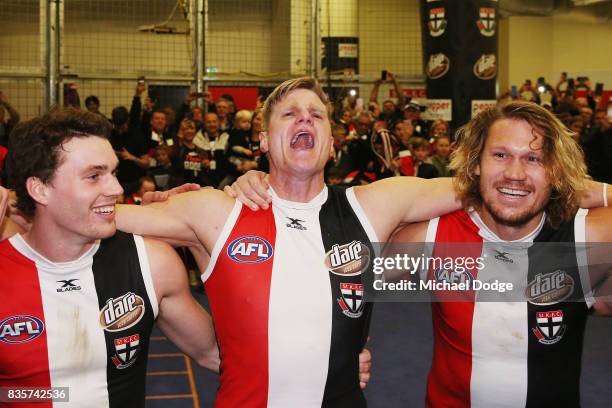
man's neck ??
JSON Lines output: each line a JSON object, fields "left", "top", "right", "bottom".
{"left": 269, "top": 171, "right": 325, "bottom": 203}
{"left": 206, "top": 131, "right": 218, "bottom": 139}
{"left": 24, "top": 218, "right": 95, "bottom": 263}
{"left": 475, "top": 206, "right": 545, "bottom": 241}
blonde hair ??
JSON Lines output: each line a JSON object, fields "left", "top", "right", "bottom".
{"left": 450, "top": 100, "right": 588, "bottom": 227}
{"left": 262, "top": 77, "right": 329, "bottom": 130}
{"left": 234, "top": 109, "right": 253, "bottom": 123}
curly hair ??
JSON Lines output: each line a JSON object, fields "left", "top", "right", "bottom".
{"left": 6, "top": 107, "right": 112, "bottom": 216}
{"left": 449, "top": 100, "right": 588, "bottom": 227}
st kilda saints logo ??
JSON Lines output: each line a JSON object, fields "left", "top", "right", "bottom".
{"left": 337, "top": 283, "right": 364, "bottom": 319}
{"left": 111, "top": 334, "right": 140, "bottom": 369}
{"left": 99, "top": 292, "right": 145, "bottom": 332}
{"left": 526, "top": 270, "right": 574, "bottom": 305}
{"left": 532, "top": 310, "right": 566, "bottom": 345}
{"left": 428, "top": 7, "right": 447, "bottom": 37}
{"left": 476, "top": 7, "right": 496, "bottom": 37}
{"left": 324, "top": 241, "right": 370, "bottom": 276}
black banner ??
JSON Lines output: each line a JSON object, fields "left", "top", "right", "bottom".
{"left": 421, "top": 0, "right": 498, "bottom": 128}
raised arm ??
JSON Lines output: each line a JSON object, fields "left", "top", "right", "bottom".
{"left": 355, "top": 177, "right": 460, "bottom": 242}
{"left": 145, "top": 238, "right": 219, "bottom": 372}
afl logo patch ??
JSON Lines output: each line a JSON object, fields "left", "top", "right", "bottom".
{"left": 0, "top": 315, "right": 45, "bottom": 344}
{"left": 227, "top": 236, "right": 274, "bottom": 264}
{"left": 100, "top": 292, "right": 145, "bottom": 332}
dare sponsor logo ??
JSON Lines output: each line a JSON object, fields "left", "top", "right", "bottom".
{"left": 99, "top": 292, "right": 145, "bottom": 332}
{"left": 473, "top": 54, "right": 497, "bottom": 80}
{"left": 526, "top": 270, "right": 574, "bottom": 305}
{"left": 426, "top": 53, "right": 450, "bottom": 79}
{"left": 325, "top": 241, "right": 370, "bottom": 276}
{"left": 0, "top": 315, "right": 45, "bottom": 344}
{"left": 227, "top": 236, "right": 273, "bottom": 264}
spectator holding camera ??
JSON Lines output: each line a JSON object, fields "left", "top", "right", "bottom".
{"left": 369, "top": 71, "right": 406, "bottom": 127}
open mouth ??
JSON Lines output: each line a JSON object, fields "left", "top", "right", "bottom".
{"left": 92, "top": 206, "right": 115, "bottom": 216}
{"left": 497, "top": 187, "right": 530, "bottom": 197}
{"left": 290, "top": 130, "right": 315, "bottom": 150}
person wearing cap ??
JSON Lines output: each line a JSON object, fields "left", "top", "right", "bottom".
{"left": 403, "top": 101, "right": 429, "bottom": 137}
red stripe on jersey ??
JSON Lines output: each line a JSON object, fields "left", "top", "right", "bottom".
{"left": 426, "top": 211, "right": 483, "bottom": 408}
{"left": 0, "top": 240, "right": 52, "bottom": 408}
{"left": 205, "top": 206, "right": 276, "bottom": 407}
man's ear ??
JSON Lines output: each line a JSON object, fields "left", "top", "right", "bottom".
{"left": 26, "top": 177, "right": 49, "bottom": 207}
{"left": 259, "top": 131, "right": 269, "bottom": 153}
{"left": 475, "top": 164, "right": 481, "bottom": 176}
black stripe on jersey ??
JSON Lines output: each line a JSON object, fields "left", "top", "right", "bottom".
{"left": 92, "top": 232, "right": 155, "bottom": 408}
{"left": 319, "top": 186, "right": 373, "bottom": 408}
{"left": 525, "top": 221, "right": 588, "bottom": 408}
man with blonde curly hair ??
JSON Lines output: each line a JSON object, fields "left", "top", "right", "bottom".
{"left": 391, "top": 100, "right": 612, "bottom": 407}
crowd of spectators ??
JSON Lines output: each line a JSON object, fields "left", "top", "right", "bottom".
{"left": 0, "top": 72, "right": 610, "bottom": 197}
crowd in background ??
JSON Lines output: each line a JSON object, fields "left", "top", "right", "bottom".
{"left": 0, "top": 72, "right": 611, "bottom": 204}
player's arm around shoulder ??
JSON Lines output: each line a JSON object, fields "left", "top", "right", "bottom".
{"left": 585, "top": 207, "right": 612, "bottom": 316}
{"left": 144, "top": 238, "right": 220, "bottom": 372}
{"left": 117, "top": 188, "right": 235, "bottom": 252}
{"left": 354, "top": 176, "right": 460, "bottom": 241}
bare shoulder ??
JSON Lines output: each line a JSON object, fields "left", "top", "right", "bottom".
{"left": 586, "top": 207, "right": 612, "bottom": 242}
{"left": 172, "top": 188, "right": 237, "bottom": 249}
{"left": 142, "top": 238, "right": 187, "bottom": 300}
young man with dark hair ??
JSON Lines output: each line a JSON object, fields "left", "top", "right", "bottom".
{"left": 0, "top": 108, "right": 219, "bottom": 407}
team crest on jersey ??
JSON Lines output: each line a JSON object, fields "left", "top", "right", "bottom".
{"left": 428, "top": 7, "right": 447, "bottom": 37}
{"left": 99, "top": 292, "right": 145, "bottom": 332}
{"left": 337, "top": 283, "right": 364, "bottom": 318}
{"left": 0, "top": 315, "right": 45, "bottom": 344}
{"left": 476, "top": 7, "right": 496, "bottom": 37}
{"left": 227, "top": 236, "right": 273, "bottom": 264}
{"left": 325, "top": 241, "right": 370, "bottom": 276}
{"left": 111, "top": 334, "right": 140, "bottom": 369}
{"left": 532, "top": 310, "right": 566, "bottom": 345}
{"left": 434, "top": 267, "right": 475, "bottom": 286}
{"left": 526, "top": 270, "right": 574, "bottom": 305}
